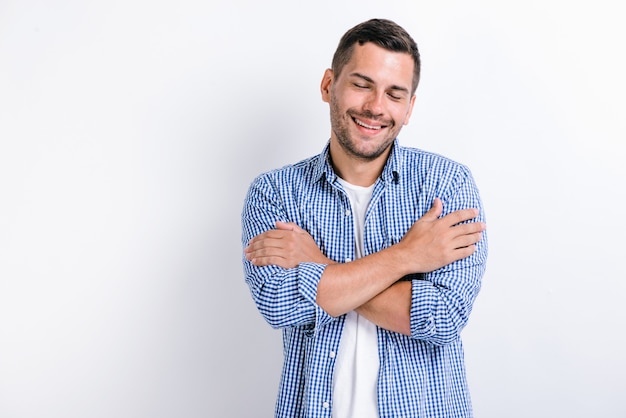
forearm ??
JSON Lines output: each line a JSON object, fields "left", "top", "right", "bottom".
{"left": 409, "top": 259, "right": 485, "bottom": 345}
{"left": 316, "top": 245, "right": 411, "bottom": 317}
{"left": 355, "top": 281, "right": 411, "bottom": 335}
{"left": 356, "top": 261, "right": 484, "bottom": 341}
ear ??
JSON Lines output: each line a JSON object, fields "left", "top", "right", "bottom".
{"left": 403, "top": 94, "right": 417, "bottom": 125}
{"left": 320, "top": 68, "right": 333, "bottom": 103}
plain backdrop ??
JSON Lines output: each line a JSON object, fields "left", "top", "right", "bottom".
{"left": 1, "top": 1, "right": 625, "bottom": 417}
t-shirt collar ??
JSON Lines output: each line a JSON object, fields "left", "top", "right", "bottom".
{"left": 313, "top": 139, "right": 402, "bottom": 185}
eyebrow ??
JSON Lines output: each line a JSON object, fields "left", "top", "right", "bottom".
{"left": 349, "top": 72, "right": 410, "bottom": 94}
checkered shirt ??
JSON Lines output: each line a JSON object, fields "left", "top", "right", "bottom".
{"left": 241, "top": 140, "right": 488, "bottom": 418}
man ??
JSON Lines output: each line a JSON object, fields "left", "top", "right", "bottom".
{"left": 242, "top": 18, "right": 487, "bottom": 418}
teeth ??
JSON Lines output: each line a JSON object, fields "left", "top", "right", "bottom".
{"left": 355, "top": 118, "right": 382, "bottom": 130}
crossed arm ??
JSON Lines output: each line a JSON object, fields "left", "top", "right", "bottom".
{"left": 245, "top": 198, "right": 486, "bottom": 336}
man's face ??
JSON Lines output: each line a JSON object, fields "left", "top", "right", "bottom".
{"left": 322, "top": 42, "right": 416, "bottom": 162}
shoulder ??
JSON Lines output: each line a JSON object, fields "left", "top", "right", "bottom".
{"left": 252, "top": 154, "right": 321, "bottom": 184}
{"left": 246, "top": 152, "right": 325, "bottom": 201}
{"left": 391, "top": 143, "right": 481, "bottom": 205}
{"left": 394, "top": 144, "right": 472, "bottom": 179}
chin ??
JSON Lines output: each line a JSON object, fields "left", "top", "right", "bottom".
{"left": 350, "top": 143, "right": 392, "bottom": 161}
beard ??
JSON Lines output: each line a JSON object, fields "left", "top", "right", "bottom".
{"left": 329, "top": 93, "right": 399, "bottom": 162}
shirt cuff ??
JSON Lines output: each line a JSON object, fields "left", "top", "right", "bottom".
{"left": 297, "top": 262, "right": 335, "bottom": 330}
{"left": 409, "top": 278, "right": 437, "bottom": 339}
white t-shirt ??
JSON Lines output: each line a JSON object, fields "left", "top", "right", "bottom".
{"left": 332, "top": 178, "right": 378, "bottom": 418}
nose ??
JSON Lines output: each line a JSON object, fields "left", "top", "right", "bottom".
{"left": 363, "top": 90, "right": 385, "bottom": 116}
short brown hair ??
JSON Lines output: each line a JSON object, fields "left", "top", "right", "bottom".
{"left": 331, "top": 18, "right": 421, "bottom": 94}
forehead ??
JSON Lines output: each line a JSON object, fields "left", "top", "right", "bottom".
{"left": 341, "top": 42, "right": 414, "bottom": 89}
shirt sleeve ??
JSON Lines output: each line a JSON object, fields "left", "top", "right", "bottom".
{"left": 241, "top": 174, "right": 336, "bottom": 331}
{"left": 409, "top": 165, "right": 488, "bottom": 345}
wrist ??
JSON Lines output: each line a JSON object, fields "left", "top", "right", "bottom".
{"left": 384, "top": 243, "right": 414, "bottom": 278}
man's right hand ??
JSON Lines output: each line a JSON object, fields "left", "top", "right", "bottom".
{"left": 245, "top": 221, "right": 333, "bottom": 268}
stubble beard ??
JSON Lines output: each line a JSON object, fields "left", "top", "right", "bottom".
{"left": 329, "top": 93, "right": 397, "bottom": 162}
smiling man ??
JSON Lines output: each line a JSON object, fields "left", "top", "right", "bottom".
{"left": 242, "top": 18, "right": 488, "bottom": 418}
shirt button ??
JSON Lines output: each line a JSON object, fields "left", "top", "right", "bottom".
{"left": 323, "top": 402, "right": 330, "bottom": 409}
{"left": 344, "top": 258, "right": 351, "bottom": 263}
{"left": 329, "top": 351, "right": 336, "bottom": 358}
{"left": 345, "top": 209, "right": 351, "bottom": 216}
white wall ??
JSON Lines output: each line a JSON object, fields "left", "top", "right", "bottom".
{"left": 1, "top": 1, "right": 624, "bottom": 417}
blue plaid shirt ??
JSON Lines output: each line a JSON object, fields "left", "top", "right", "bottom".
{"left": 241, "top": 140, "right": 487, "bottom": 418}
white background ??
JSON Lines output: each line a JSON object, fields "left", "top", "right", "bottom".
{"left": 1, "top": 1, "right": 625, "bottom": 417}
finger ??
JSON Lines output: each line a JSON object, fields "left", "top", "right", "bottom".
{"left": 246, "top": 244, "right": 285, "bottom": 262}
{"left": 421, "top": 198, "right": 443, "bottom": 221}
{"left": 275, "top": 221, "right": 306, "bottom": 234}
{"left": 452, "top": 245, "right": 477, "bottom": 260}
{"left": 250, "top": 255, "right": 292, "bottom": 268}
{"left": 442, "top": 208, "right": 479, "bottom": 226}
{"left": 246, "top": 237, "right": 285, "bottom": 255}
{"left": 248, "top": 229, "right": 289, "bottom": 245}
{"left": 453, "top": 231, "right": 483, "bottom": 248}
{"left": 275, "top": 221, "right": 294, "bottom": 231}
{"left": 248, "top": 231, "right": 271, "bottom": 245}
{"left": 451, "top": 221, "right": 486, "bottom": 236}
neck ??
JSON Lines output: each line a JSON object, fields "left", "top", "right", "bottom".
{"left": 329, "top": 140, "right": 391, "bottom": 187}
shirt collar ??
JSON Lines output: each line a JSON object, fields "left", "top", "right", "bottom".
{"left": 313, "top": 139, "right": 402, "bottom": 185}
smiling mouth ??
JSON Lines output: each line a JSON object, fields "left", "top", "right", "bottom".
{"left": 353, "top": 117, "right": 387, "bottom": 130}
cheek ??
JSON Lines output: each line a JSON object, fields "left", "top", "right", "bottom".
{"left": 334, "top": 88, "right": 364, "bottom": 109}
{"left": 396, "top": 105, "right": 413, "bottom": 126}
